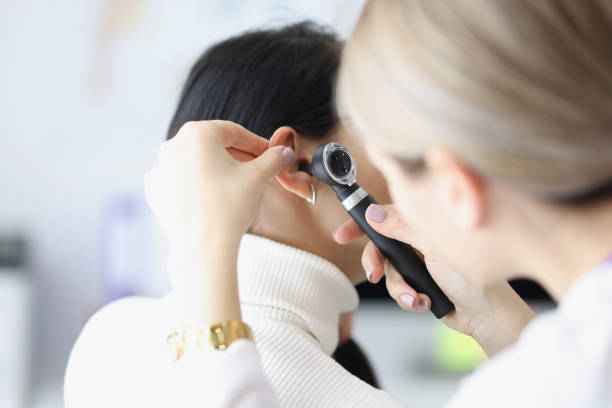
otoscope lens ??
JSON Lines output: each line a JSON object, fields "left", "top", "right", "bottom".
{"left": 328, "top": 150, "right": 353, "bottom": 178}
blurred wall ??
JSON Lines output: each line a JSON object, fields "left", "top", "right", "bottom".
{"left": 0, "top": 0, "right": 365, "bottom": 403}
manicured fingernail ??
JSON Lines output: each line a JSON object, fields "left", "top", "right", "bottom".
{"left": 399, "top": 293, "right": 415, "bottom": 308}
{"left": 281, "top": 147, "right": 294, "bottom": 165}
{"left": 365, "top": 267, "right": 373, "bottom": 282}
{"left": 365, "top": 204, "right": 387, "bottom": 223}
{"left": 416, "top": 298, "right": 429, "bottom": 311}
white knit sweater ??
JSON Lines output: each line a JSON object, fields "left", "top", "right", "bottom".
{"left": 64, "top": 233, "right": 400, "bottom": 407}
{"left": 65, "top": 234, "right": 612, "bottom": 407}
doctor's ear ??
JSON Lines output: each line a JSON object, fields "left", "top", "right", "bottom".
{"left": 269, "top": 126, "right": 315, "bottom": 201}
{"left": 424, "top": 148, "right": 487, "bottom": 229}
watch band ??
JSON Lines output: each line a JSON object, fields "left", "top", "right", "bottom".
{"left": 205, "top": 320, "right": 253, "bottom": 350}
{"left": 167, "top": 320, "right": 253, "bottom": 362}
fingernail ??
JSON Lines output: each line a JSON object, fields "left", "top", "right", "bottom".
{"left": 365, "top": 266, "right": 373, "bottom": 283}
{"left": 416, "top": 298, "right": 429, "bottom": 311}
{"left": 399, "top": 293, "right": 415, "bottom": 309}
{"left": 281, "top": 147, "right": 294, "bottom": 166}
{"left": 365, "top": 204, "right": 387, "bottom": 223}
{"left": 332, "top": 230, "right": 339, "bottom": 243}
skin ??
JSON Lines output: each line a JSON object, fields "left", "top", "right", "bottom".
{"left": 342, "top": 142, "right": 612, "bottom": 355}
{"left": 365, "top": 143, "right": 612, "bottom": 301}
{"left": 145, "top": 121, "right": 289, "bottom": 326}
{"left": 145, "top": 120, "right": 395, "bottom": 327}
{"left": 145, "top": 119, "right": 612, "bottom": 359}
{"left": 251, "top": 124, "right": 392, "bottom": 284}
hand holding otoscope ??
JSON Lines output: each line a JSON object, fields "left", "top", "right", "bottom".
{"left": 303, "top": 143, "right": 454, "bottom": 318}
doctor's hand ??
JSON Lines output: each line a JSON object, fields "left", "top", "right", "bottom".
{"left": 334, "top": 204, "right": 535, "bottom": 356}
{"left": 145, "top": 120, "right": 294, "bottom": 326}
{"left": 145, "top": 120, "right": 293, "bottom": 248}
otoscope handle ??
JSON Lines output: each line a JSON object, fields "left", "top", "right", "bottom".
{"left": 346, "top": 193, "right": 454, "bottom": 318}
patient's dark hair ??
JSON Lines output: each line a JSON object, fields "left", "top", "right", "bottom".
{"left": 333, "top": 339, "right": 380, "bottom": 389}
{"left": 167, "top": 22, "right": 341, "bottom": 140}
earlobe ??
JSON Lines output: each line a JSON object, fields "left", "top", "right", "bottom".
{"left": 425, "top": 148, "right": 487, "bottom": 228}
{"left": 276, "top": 171, "right": 315, "bottom": 201}
{"left": 269, "top": 126, "right": 316, "bottom": 201}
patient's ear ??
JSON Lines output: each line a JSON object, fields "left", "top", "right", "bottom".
{"left": 269, "top": 126, "right": 314, "bottom": 200}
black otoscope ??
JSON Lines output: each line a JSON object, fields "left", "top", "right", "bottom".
{"left": 303, "top": 142, "right": 454, "bottom": 318}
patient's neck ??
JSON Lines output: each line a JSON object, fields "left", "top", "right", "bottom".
{"left": 250, "top": 186, "right": 364, "bottom": 284}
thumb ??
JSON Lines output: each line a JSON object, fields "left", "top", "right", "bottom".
{"left": 247, "top": 145, "right": 294, "bottom": 182}
{"left": 365, "top": 204, "right": 419, "bottom": 246}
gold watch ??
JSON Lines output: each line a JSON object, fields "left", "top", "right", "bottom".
{"left": 167, "top": 320, "right": 253, "bottom": 362}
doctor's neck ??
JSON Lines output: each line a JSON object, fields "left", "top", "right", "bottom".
{"left": 502, "top": 192, "right": 612, "bottom": 302}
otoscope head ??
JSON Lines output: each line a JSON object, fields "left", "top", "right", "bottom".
{"left": 309, "top": 143, "right": 357, "bottom": 187}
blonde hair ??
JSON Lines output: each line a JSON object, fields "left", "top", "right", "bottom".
{"left": 338, "top": 0, "right": 612, "bottom": 199}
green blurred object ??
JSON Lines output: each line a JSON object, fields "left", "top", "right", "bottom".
{"left": 434, "top": 320, "right": 485, "bottom": 373}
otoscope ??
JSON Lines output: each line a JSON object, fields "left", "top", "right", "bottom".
{"left": 303, "top": 142, "right": 454, "bottom": 318}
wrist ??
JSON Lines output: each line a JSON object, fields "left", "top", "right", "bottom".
{"left": 168, "top": 236, "right": 243, "bottom": 328}
{"left": 468, "top": 282, "right": 535, "bottom": 356}
{"left": 169, "top": 226, "right": 242, "bottom": 255}
{"left": 181, "top": 284, "right": 242, "bottom": 328}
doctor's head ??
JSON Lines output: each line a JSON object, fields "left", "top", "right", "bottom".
{"left": 168, "top": 22, "right": 389, "bottom": 283}
{"left": 340, "top": 0, "right": 612, "bottom": 292}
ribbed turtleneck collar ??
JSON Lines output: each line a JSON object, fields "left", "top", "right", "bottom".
{"left": 237, "top": 234, "right": 359, "bottom": 355}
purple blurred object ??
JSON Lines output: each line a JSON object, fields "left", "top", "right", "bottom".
{"left": 100, "top": 195, "right": 153, "bottom": 302}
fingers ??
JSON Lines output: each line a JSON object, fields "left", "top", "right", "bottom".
{"left": 357, "top": 224, "right": 431, "bottom": 313}
{"left": 364, "top": 204, "right": 426, "bottom": 251}
{"left": 246, "top": 145, "right": 295, "bottom": 183}
{"left": 226, "top": 146, "right": 257, "bottom": 162}
{"left": 385, "top": 265, "right": 432, "bottom": 312}
{"left": 330, "top": 202, "right": 434, "bottom": 314}
{"left": 333, "top": 202, "right": 432, "bottom": 314}
{"left": 168, "top": 120, "right": 270, "bottom": 160}
{"left": 364, "top": 203, "right": 407, "bottom": 241}
{"left": 213, "top": 120, "right": 269, "bottom": 157}
{"left": 332, "top": 218, "right": 366, "bottom": 244}
{"left": 361, "top": 241, "right": 386, "bottom": 283}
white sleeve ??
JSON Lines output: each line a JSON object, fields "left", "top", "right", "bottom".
{"left": 64, "top": 298, "right": 280, "bottom": 408}
{"left": 173, "top": 340, "right": 281, "bottom": 408}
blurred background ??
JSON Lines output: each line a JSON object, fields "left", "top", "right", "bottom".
{"left": 0, "top": 1, "right": 552, "bottom": 407}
